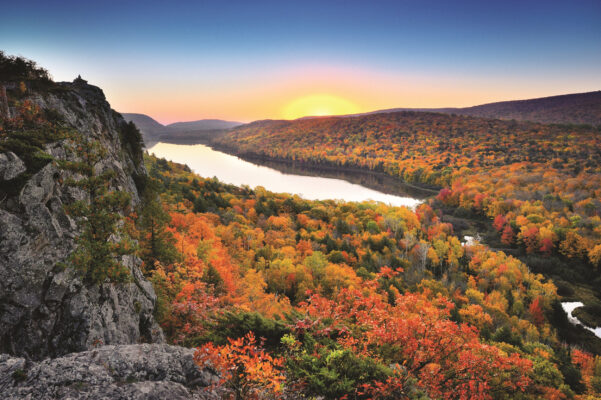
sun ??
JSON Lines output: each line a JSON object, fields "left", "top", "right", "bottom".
{"left": 282, "top": 94, "right": 360, "bottom": 120}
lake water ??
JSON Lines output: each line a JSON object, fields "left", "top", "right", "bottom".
{"left": 148, "top": 143, "right": 422, "bottom": 208}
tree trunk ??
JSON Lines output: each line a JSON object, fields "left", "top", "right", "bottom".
{"left": 0, "top": 84, "right": 10, "bottom": 120}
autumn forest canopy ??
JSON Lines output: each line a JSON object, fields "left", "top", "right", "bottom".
{"left": 144, "top": 104, "right": 601, "bottom": 398}
{"left": 217, "top": 112, "right": 601, "bottom": 270}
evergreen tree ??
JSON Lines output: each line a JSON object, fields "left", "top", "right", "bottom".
{"left": 202, "top": 264, "right": 224, "bottom": 295}
{"left": 137, "top": 180, "right": 178, "bottom": 272}
{"left": 61, "top": 138, "right": 133, "bottom": 284}
{"left": 119, "top": 120, "right": 144, "bottom": 163}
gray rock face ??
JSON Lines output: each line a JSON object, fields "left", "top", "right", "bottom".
{"left": 0, "top": 81, "right": 163, "bottom": 360}
{"left": 0, "top": 152, "right": 26, "bottom": 181}
{"left": 0, "top": 344, "right": 219, "bottom": 399}
{"left": 0, "top": 80, "right": 224, "bottom": 399}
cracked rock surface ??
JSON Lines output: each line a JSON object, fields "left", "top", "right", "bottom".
{"left": 0, "top": 81, "right": 221, "bottom": 399}
{"left": 0, "top": 152, "right": 26, "bottom": 181}
{"left": 0, "top": 344, "right": 219, "bottom": 399}
{"left": 0, "top": 81, "right": 163, "bottom": 360}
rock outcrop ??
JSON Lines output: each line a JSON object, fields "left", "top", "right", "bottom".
{"left": 0, "top": 72, "right": 220, "bottom": 398}
{"left": 0, "top": 80, "right": 163, "bottom": 360}
{"left": 0, "top": 152, "right": 25, "bottom": 181}
{"left": 0, "top": 344, "right": 219, "bottom": 399}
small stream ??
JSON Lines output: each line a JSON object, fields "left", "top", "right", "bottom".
{"left": 462, "top": 234, "right": 482, "bottom": 246}
{"left": 561, "top": 302, "right": 601, "bottom": 339}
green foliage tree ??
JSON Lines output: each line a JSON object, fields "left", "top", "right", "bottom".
{"left": 0, "top": 51, "right": 51, "bottom": 81}
{"left": 284, "top": 345, "right": 394, "bottom": 399}
{"left": 202, "top": 264, "right": 224, "bottom": 295}
{"left": 554, "top": 346, "right": 585, "bottom": 394}
{"left": 61, "top": 138, "right": 133, "bottom": 284}
{"left": 137, "top": 183, "right": 178, "bottom": 272}
{"left": 119, "top": 120, "right": 144, "bottom": 163}
{"left": 201, "top": 310, "right": 290, "bottom": 348}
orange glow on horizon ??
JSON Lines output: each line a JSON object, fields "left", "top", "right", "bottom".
{"left": 282, "top": 94, "right": 360, "bottom": 119}
{"left": 103, "top": 63, "right": 592, "bottom": 125}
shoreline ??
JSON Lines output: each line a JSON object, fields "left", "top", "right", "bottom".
{"left": 157, "top": 138, "right": 441, "bottom": 199}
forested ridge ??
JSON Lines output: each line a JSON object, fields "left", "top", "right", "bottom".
{"left": 216, "top": 112, "right": 601, "bottom": 274}
{"left": 364, "top": 91, "right": 601, "bottom": 126}
{"left": 448, "top": 91, "right": 601, "bottom": 126}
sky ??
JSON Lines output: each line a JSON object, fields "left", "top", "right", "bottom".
{"left": 1, "top": 0, "right": 600, "bottom": 123}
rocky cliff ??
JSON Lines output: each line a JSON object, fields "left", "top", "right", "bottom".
{"left": 0, "top": 78, "right": 213, "bottom": 398}
{"left": 0, "top": 79, "right": 163, "bottom": 359}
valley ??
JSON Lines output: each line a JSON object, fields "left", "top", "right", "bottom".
{"left": 3, "top": 0, "right": 601, "bottom": 397}
{"left": 3, "top": 48, "right": 601, "bottom": 399}
{"left": 148, "top": 136, "right": 601, "bottom": 354}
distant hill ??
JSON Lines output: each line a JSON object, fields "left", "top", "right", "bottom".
{"left": 123, "top": 91, "right": 600, "bottom": 146}
{"left": 451, "top": 91, "right": 601, "bottom": 126}
{"left": 217, "top": 109, "right": 601, "bottom": 183}
{"left": 121, "top": 113, "right": 168, "bottom": 139}
{"left": 121, "top": 113, "right": 242, "bottom": 145}
{"left": 167, "top": 119, "right": 241, "bottom": 131}
{"left": 362, "top": 91, "right": 601, "bottom": 126}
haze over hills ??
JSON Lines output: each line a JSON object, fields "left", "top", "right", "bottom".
{"left": 360, "top": 91, "right": 601, "bottom": 126}
{"left": 121, "top": 113, "right": 242, "bottom": 145}
{"left": 167, "top": 119, "right": 242, "bottom": 131}
{"left": 124, "top": 91, "right": 600, "bottom": 147}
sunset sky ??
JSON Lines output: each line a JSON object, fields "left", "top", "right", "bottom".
{"left": 2, "top": 0, "right": 600, "bottom": 124}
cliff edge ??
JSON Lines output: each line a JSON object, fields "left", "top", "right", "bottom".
{"left": 0, "top": 72, "right": 215, "bottom": 398}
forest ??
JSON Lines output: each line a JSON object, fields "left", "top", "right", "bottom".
{"left": 215, "top": 113, "right": 601, "bottom": 281}
{"left": 125, "top": 153, "right": 601, "bottom": 399}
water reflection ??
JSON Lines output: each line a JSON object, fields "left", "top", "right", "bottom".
{"left": 240, "top": 156, "right": 438, "bottom": 199}
{"left": 148, "top": 143, "right": 425, "bottom": 208}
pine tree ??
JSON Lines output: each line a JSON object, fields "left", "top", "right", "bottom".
{"left": 137, "top": 180, "right": 178, "bottom": 273}
{"left": 61, "top": 138, "right": 133, "bottom": 284}
{"left": 202, "top": 264, "right": 224, "bottom": 295}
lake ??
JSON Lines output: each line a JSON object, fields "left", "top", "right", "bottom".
{"left": 147, "top": 142, "right": 425, "bottom": 208}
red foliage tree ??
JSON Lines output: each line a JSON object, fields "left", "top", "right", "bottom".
{"left": 528, "top": 296, "right": 545, "bottom": 327}
{"left": 493, "top": 214, "right": 507, "bottom": 232}
{"left": 501, "top": 225, "right": 515, "bottom": 245}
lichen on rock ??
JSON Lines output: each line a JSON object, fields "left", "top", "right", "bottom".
{"left": 0, "top": 152, "right": 26, "bottom": 181}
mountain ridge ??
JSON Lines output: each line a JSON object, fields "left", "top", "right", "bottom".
{"left": 121, "top": 113, "right": 241, "bottom": 145}
{"left": 1, "top": 79, "right": 164, "bottom": 359}
{"left": 349, "top": 90, "right": 601, "bottom": 126}
{"left": 0, "top": 55, "right": 215, "bottom": 397}
{"left": 125, "top": 91, "right": 601, "bottom": 145}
